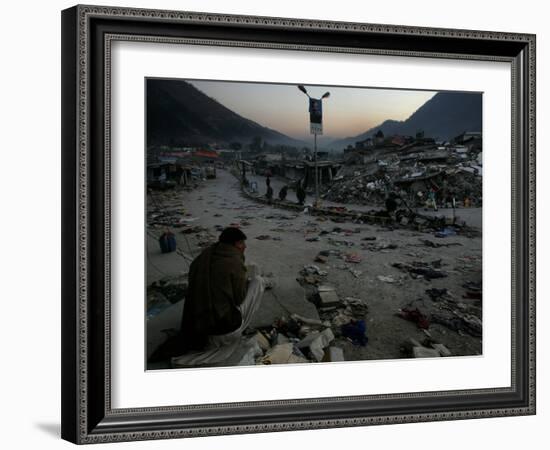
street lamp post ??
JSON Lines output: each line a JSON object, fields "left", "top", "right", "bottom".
{"left": 298, "top": 85, "right": 330, "bottom": 207}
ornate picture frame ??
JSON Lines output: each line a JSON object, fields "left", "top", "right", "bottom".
{"left": 61, "top": 4, "right": 535, "bottom": 444}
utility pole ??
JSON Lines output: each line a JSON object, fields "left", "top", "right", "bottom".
{"left": 314, "top": 132, "right": 318, "bottom": 203}
{"left": 297, "top": 85, "right": 330, "bottom": 207}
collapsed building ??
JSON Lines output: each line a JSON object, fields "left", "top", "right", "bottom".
{"left": 147, "top": 149, "right": 222, "bottom": 188}
{"left": 323, "top": 132, "right": 482, "bottom": 208}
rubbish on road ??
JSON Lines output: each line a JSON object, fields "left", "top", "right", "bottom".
{"left": 344, "top": 253, "right": 363, "bottom": 264}
{"left": 291, "top": 313, "right": 324, "bottom": 327}
{"left": 435, "top": 227, "right": 458, "bottom": 238}
{"left": 260, "top": 343, "right": 294, "bottom": 364}
{"left": 287, "top": 355, "right": 310, "bottom": 364}
{"left": 146, "top": 290, "right": 172, "bottom": 320}
{"left": 342, "top": 297, "right": 369, "bottom": 316}
{"left": 316, "top": 286, "right": 341, "bottom": 308}
{"left": 149, "top": 274, "right": 188, "bottom": 304}
{"left": 255, "top": 235, "right": 271, "bottom": 240}
{"left": 341, "top": 320, "right": 368, "bottom": 346}
{"left": 426, "top": 288, "right": 449, "bottom": 302}
{"left": 263, "top": 278, "right": 275, "bottom": 290}
{"left": 377, "top": 275, "right": 397, "bottom": 283}
{"left": 462, "top": 281, "right": 482, "bottom": 299}
{"left": 297, "top": 328, "right": 335, "bottom": 362}
{"left": 431, "top": 313, "right": 482, "bottom": 337}
{"left": 301, "top": 265, "right": 328, "bottom": 277}
{"left": 180, "top": 225, "right": 206, "bottom": 234}
{"left": 314, "top": 254, "right": 328, "bottom": 264}
{"left": 419, "top": 238, "right": 462, "bottom": 248}
{"left": 274, "top": 333, "right": 290, "bottom": 346}
{"left": 362, "top": 236, "right": 377, "bottom": 241}
{"left": 329, "top": 310, "right": 353, "bottom": 328}
{"left": 253, "top": 331, "right": 271, "bottom": 352}
{"left": 322, "top": 346, "right": 345, "bottom": 362}
{"left": 328, "top": 238, "right": 355, "bottom": 247}
{"left": 306, "top": 236, "right": 321, "bottom": 242}
{"left": 392, "top": 262, "right": 448, "bottom": 280}
{"left": 400, "top": 337, "right": 448, "bottom": 358}
{"left": 273, "top": 317, "right": 301, "bottom": 339}
{"left": 431, "top": 343, "right": 452, "bottom": 357}
{"left": 397, "top": 307, "right": 430, "bottom": 329}
{"left": 362, "top": 239, "right": 398, "bottom": 252}
{"left": 463, "top": 290, "right": 482, "bottom": 300}
{"left": 413, "top": 346, "right": 441, "bottom": 358}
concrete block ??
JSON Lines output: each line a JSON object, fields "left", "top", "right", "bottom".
{"left": 432, "top": 343, "right": 452, "bottom": 357}
{"left": 261, "top": 343, "right": 293, "bottom": 364}
{"left": 317, "top": 289, "right": 340, "bottom": 307}
{"left": 412, "top": 346, "right": 441, "bottom": 358}
{"left": 253, "top": 331, "right": 271, "bottom": 352}
{"left": 322, "top": 346, "right": 345, "bottom": 362}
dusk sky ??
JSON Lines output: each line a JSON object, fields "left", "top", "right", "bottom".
{"left": 189, "top": 79, "right": 437, "bottom": 141}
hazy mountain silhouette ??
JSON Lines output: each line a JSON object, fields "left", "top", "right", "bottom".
{"left": 147, "top": 79, "right": 303, "bottom": 148}
{"left": 329, "top": 91, "right": 482, "bottom": 149}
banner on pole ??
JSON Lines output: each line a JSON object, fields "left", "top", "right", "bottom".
{"left": 309, "top": 98, "right": 323, "bottom": 135}
{"left": 310, "top": 123, "right": 323, "bottom": 135}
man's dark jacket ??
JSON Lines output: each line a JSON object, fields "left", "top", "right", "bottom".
{"left": 180, "top": 242, "right": 247, "bottom": 349}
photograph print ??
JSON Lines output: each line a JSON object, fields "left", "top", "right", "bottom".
{"left": 145, "top": 78, "right": 483, "bottom": 370}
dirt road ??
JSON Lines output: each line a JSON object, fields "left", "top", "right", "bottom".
{"left": 147, "top": 169, "right": 482, "bottom": 364}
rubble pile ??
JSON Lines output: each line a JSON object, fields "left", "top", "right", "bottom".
{"left": 245, "top": 290, "right": 370, "bottom": 364}
{"left": 395, "top": 279, "right": 482, "bottom": 339}
{"left": 293, "top": 264, "right": 372, "bottom": 355}
{"left": 400, "top": 337, "right": 453, "bottom": 358}
{"left": 147, "top": 274, "right": 188, "bottom": 319}
{"left": 322, "top": 142, "right": 483, "bottom": 209}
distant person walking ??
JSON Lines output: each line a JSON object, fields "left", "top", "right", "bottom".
{"left": 266, "top": 185, "right": 274, "bottom": 203}
{"left": 278, "top": 185, "right": 288, "bottom": 202}
{"left": 296, "top": 180, "right": 306, "bottom": 205}
{"left": 385, "top": 192, "right": 398, "bottom": 216}
{"left": 265, "top": 174, "right": 271, "bottom": 189}
{"left": 428, "top": 187, "right": 438, "bottom": 211}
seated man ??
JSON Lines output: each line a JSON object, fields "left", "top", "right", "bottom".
{"left": 173, "top": 227, "right": 265, "bottom": 367}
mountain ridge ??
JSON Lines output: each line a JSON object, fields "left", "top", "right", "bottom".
{"left": 147, "top": 79, "right": 304, "bottom": 148}
{"left": 328, "top": 91, "right": 482, "bottom": 149}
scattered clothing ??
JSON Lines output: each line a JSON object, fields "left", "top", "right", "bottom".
{"left": 341, "top": 320, "right": 368, "bottom": 346}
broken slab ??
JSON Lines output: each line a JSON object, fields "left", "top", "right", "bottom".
{"left": 147, "top": 300, "right": 184, "bottom": 359}
{"left": 412, "top": 346, "right": 442, "bottom": 358}
{"left": 253, "top": 331, "right": 271, "bottom": 352}
{"left": 322, "top": 346, "right": 345, "bottom": 362}
{"left": 274, "top": 333, "right": 290, "bottom": 345}
{"left": 431, "top": 343, "right": 452, "bottom": 357}
{"left": 291, "top": 313, "right": 323, "bottom": 327}
{"left": 287, "top": 354, "right": 310, "bottom": 364}
{"left": 317, "top": 290, "right": 340, "bottom": 308}
{"left": 260, "top": 343, "right": 293, "bottom": 364}
{"left": 297, "top": 328, "right": 335, "bottom": 362}
{"left": 377, "top": 275, "right": 397, "bottom": 283}
{"left": 249, "top": 276, "right": 320, "bottom": 329}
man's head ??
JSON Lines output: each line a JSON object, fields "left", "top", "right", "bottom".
{"left": 219, "top": 227, "right": 247, "bottom": 253}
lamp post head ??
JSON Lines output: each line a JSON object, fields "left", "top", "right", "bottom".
{"left": 322, "top": 92, "right": 330, "bottom": 99}
{"left": 297, "top": 85, "right": 308, "bottom": 95}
